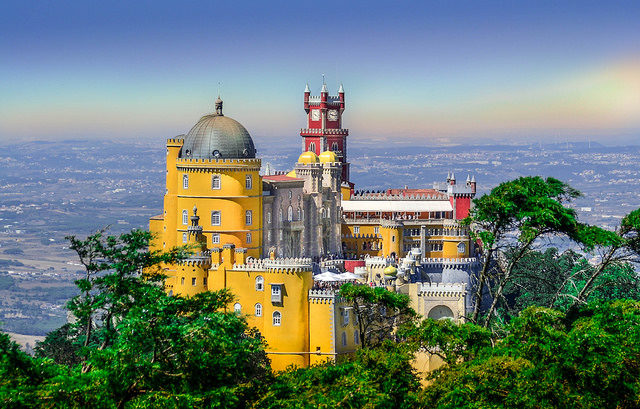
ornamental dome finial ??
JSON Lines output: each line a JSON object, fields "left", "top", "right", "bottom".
{"left": 214, "top": 95, "right": 223, "bottom": 115}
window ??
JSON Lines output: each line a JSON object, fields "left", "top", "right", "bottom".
{"left": 234, "top": 303, "right": 241, "bottom": 314}
{"left": 255, "top": 276, "right": 264, "bottom": 291}
{"left": 211, "top": 211, "right": 221, "bottom": 226}
{"left": 182, "top": 210, "right": 188, "bottom": 225}
{"left": 354, "top": 330, "right": 360, "bottom": 344}
{"left": 457, "top": 242, "right": 465, "bottom": 253}
{"left": 182, "top": 174, "right": 189, "bottom": 189}
{"left": 332, "top": 142, "right": 338, "bottom": 151}
{"left": 271, "top": 284, "right": 282, "bottom": 303}
{"left": 203, "top": 277, "right": 207, "bottom": 286}
{"left": 279, "top": 208, "right": 283, "bottom": 222}
{"left": 321, "top": 208, "right": 326, "bottom": 218}
{"left": 212, "top": 174, "right": 221, "bottom": 189}
{"left": 255, "top": 303, "right": 262, "bottom": 317}
{"left": 287, "top": 206, "right": 293, "bottom": 222}
{"left": 246, "top": 232, "right": 252, "bottom": 244}
{"left": 181, "top": 277, "right": 185, "bottom": 285}
{"left": 288, "top": 190, "right": 292, "bottom": 199}
{"left": 341, "top": 332, "right": 347, "bottom": 347}
{"left": 212, "top": 233, "right": 220, "bottom": 244}
{"left": 245, "top": 210, "right": 252, "bottom": 225}
{"left": 327, "top": 208, "right": 330, "bottom": 219}
{"left": 297, "top": 208, "right": 302, "bottom": 220}
{"left": 342, "top": 308, "right": 350, "bottom": 326}
{"left": 245, "top": 175, "right": 252, "bottom": 190}
{"left": 354, "top": 226, "right": 360, "bottom": 235}
{"left": 272, "top": 311, "right": 281, "bottom": 326}
{"left": 192, "top": 278, "right": 196, "bottom": 286}
{"left": 267, "top": 212, "right": 271, "bottom": 224}
{"left": 392, "top": 236, "right": 395, "bottom": 243}
{"left": 267, "top": 230, "right": 272, "bottom": 241}
{"left": 309, "top": 142, "right": 316, "bottom": 152}
{"left": 374, "top": 226, "right": 379, "bottom": 235}
{"left": 182, "top": 233, "right": 187, "bottom": 243}
{"left": 279, "top": 230, "right": 283, "bottom": 240}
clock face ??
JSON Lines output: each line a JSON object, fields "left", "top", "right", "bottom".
{"left": 327, "top": 109, "right": 339, "bottom": 121}
{"left": 311, "top": 109, "right": 321, "bottom": 121}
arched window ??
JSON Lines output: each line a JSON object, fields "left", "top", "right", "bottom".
{"left": 245, "top": 210, "right": 253, "bottom": 225}
{"left": 309, "top": 142, "right": 316, "bottom": 153}
{"left": 331, "top": 142, "right": 339, "bottom": 151}
{"left": 255, "top": 276, "right": 264, "bottom": 291}
{"left": 182, "top": 210, "right": 188, "bottom": 225}
{"left": 234, "top": 303, "right": 241, "bottom": 314}
{"left": 279, "top": 208, "right": 283, "bottom": 222}
{"left": 457, "top": 242, "right": 465, "bottom": 253}
{"left": 272, "top": 311, "right": 281, "bottom": 326}
{"left": 354, "top": 330, "right": 360, "bottom": 344}
{"left": 321, "top": 208, "right": 326, "bottom": 218}
{"left": 254, "top": 303, "right": 262, "bottom": 317}
{"left": 212, "top": 174, "right": 221, "bottom": 190}
{"left": 297, "top": 207, "right": 302, "bottom": 221}
{"left": 341, "top": 332, "right": 347, "bottom": 346}
{"left": 245, "top": 174, "right": 253, "bottom": 190}
{"left": 287, "top": 206, "right": 293, "bottom": 222}
{"left": 211, "top": 211, "right": 221, "bottom": 226}
{"left": 182, "top": 174, "right": 189, "bottom": 189}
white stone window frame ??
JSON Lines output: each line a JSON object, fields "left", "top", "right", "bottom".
{"left": 211, "top": 210, "right": 221, "bottom": 226}
{"left": 245, "top": 174, "right": 253, "bottom": 190}
{"left": 212, "top": 174, "right": 221, "bottom": 190}
{"left": 246, "top": 232, "right": 252, "bottom": 244}
{"left": 182, "top": 174, "right": 189, "bottom": 189}
{"left": 211, "top": 233, "right": 220, "bottom": 244}
{"left": 272, "top": 311, "right": 281, "bottom": 326}
{"left": 245, "top": 210, "right": 253, "bottom": 226}
{"left": 255, "top": 276, "right": 264, "bottom": 291}
{"left": 182, "top": 210, "right": 188, "bottom": 225}
{"left": 255, "top": 303, "right": 262, "bottom": 317}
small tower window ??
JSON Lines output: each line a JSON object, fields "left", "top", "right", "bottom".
{"left": 255, "top": 303, "right": 262, "bottom": 317}
{"left": 211, "top": 211, "right": 221, "bottom": 226}
{"left": 321, "top": 208, "right": 326, "bottom": 218}
{"left": 211, "top": 233, "right": 220, "bottom": 244}
{"left": 267, "top": 212, "right": 271, "bottom": 224}
{"left": 354, "top": 226, "right": 360, "bottom": 235}
{"left": 183, "top": 174, "right": 189, "bottom": 189}
{"left": 297, "top": 207, "right": 302, "bottom": 221}
{"left": 245, "top": 210, "right": 253, "bottom": 225}
{"left": 234, "top": 303, "right": 242, "bottom": 314}
{"left": 245, "top": 175, "right": 253, "bottom": 190}
{"left": 246, "top": 232, "right": 252, "bottom": 244}
{"left": 341, "top": 332, "right": 347, "bottom": 347}
{"left": 267, "top": 230, "right": 272, "bottom": 241}
{"left": 182, "top": 233, "right": 187, "bottom": 243}
{"left": 272, "top": 311, "right": 281, "bottom": 326}
{"left": 457, "top": 242, "right": 466, "bottom": 253}
{"left": 288, "top": 190, "right": 293, "bottom": 199}
{"left": 192, "top": 277, "right": 196, "bottom": 286}
{"left": 255, "top": 276, "right": 264, "bottom": 291}
{"left": 331, "top": 142, "right": 339, "bottom": 151}
{"left": 279, "top": 208, "right": 283, "bottom": 222}
{"left": 287, "top": 206, "right": 293, "bottom": 222}
{"left": 354, "top": 330, "right": 360, "bottom": 344}
{"left": 212, "top": 175, "right": 221, "bottom": 190}
{"left": 182, "top": 210, "right": 188, "bottom": 225}
{"left": 309, "top": 142, "right": 316, "bottom": 153}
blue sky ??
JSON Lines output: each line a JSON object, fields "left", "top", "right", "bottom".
{"left": 1, "top": 0, "right": 639, "bottom": 146}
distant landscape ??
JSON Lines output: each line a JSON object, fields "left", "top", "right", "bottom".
{"left": 1, "top": 138, "right": 639, "bottom": 340}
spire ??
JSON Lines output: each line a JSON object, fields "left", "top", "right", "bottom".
{"left": 450, "top": 172, "right": 455, "bottom": 180}
{"left": 321, "top": 74, "right": 328, "bottom": 93}
{"left": 214, "top": 95, "right": 223, "bottom": 115}
{"left": 471, "top": 175, "right": 476, "bottom": 183}
{"left": 466, "top": 174, "right": 471, "bottom": 183}
{"left": 338, "top": 83, "right": 344, "bottom": 93}
{"left": 304, "top": 83, "right": 310, "bottom": 93}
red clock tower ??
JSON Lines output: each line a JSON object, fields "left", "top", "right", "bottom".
{"left": 301, "top": 81, "right": 350, "bottom": 182}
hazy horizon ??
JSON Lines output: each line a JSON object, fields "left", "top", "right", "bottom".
{"left": 2, "top": 1, "right": 639, "bottom": 145}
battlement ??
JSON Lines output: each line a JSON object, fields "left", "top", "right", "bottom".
{"left": 351, "top": 191, "right": 446, "bottom": 200}
{"left": 167, "top": 137, "right": 185, "bottom": 146}
{"left": 420, "top": 257, "right": 480, "bottom": 268}
{"left": 175, "top": 157, "right": 261, "bottom": 166}
{"left": 177, "top": 250, "right": 212, "bottom": 267}
{"left": 308, "top": 288, "right": 339, "bottom": 303}
{"left": 231, "top": 257, "right": 313, "bottom": 273}
{"left": 418, "top": 282, "right": 466, "bottom": 298}
{"left": 300, "top": 128, "right": 349, "bottom": 136}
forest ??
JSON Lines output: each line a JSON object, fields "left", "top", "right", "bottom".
{"left": 2, "top": 176, "right": 640, "bottom": 409}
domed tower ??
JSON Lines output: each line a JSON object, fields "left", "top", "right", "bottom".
{"left": 151, "top": 97, "right": 262, "bottom": 293}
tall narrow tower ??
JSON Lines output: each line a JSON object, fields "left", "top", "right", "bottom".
{"left": 301, "top": 81, "right": 350, "bottom": 182}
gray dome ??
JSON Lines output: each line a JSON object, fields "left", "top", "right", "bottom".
{"left": 180, "top": 102, "right": 256, "bottom": 159}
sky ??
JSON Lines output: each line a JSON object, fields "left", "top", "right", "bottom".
{"left": 1, "top": 0, "right": 639, "bottom": 147}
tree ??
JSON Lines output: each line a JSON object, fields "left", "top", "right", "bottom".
{"left": 419, "top": 301, "right": 640, "bottom": 409}
{"left": 34, "top": 323, "right": 81, "bottom": 366}
{"left": 464, "top": 176, "right": 582, "bottom": 327}
{"left": 503, "top": 248, "right": 640, "bottom": 315}
{"left": 254, "top": 342, "right": 420, "bottom": 409}
{"left": 63, "top": 229, "right": 189, "bottom": 369}
{"left": 339, "top": 283, "right": 416, "bottom": 348}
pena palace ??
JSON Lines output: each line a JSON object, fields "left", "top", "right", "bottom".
{"left": 149, "top": 81, "right": 480, "bottom": 371}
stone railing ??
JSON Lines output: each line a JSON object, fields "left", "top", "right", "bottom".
{"left": 419, "top": 282, "right": 466, "bottom": 298}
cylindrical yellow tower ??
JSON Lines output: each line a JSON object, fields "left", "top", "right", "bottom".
{"left": 380, "top": 220, "right": 403, "bottom": 258}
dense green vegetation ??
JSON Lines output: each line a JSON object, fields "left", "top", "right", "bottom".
{"left": 1, "top": 177, "right": 640, "bottom": 408}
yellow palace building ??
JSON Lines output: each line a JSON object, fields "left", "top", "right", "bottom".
{"left": 149, "top": 85, "right": 480, "bottom": 370}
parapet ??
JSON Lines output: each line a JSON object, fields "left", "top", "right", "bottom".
{"left": 308, "top": 288, "right": 340, "bottom": 303}
{"left": 418, "top": 282, "right": 466, "bottom": 298}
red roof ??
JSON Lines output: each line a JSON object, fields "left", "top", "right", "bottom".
{"left": 263, "top": 174, "right": 302, "bottom": 182}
